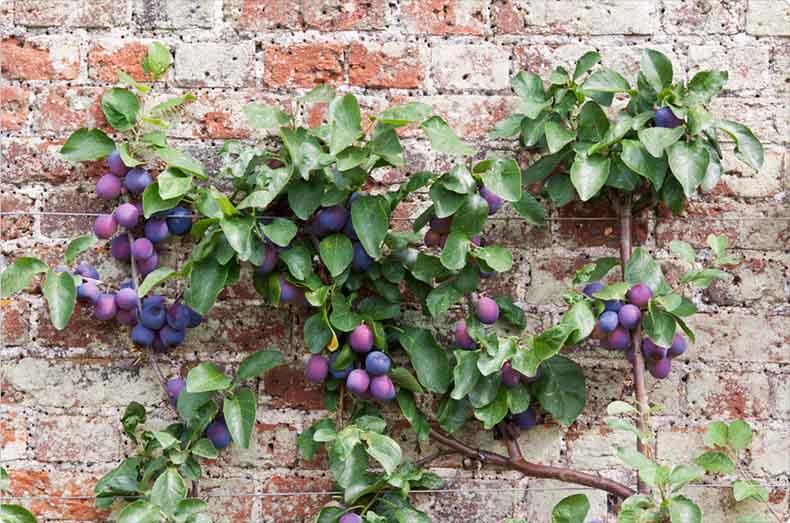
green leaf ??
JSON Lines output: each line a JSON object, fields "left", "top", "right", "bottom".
{"left": 638, "top": 127, "right": 685, "bottom": 158}
{"left": 507, "top": 383, "right": 531, "bottom": 414}
{"left": 142, "top": 42, "right": 172, "bottom": 79}
{"left": 142, "top": 182, "right": 181, "bottom": 218}
{"left": 429, "top": 183, "right": 465, "bottom": 218}
{"left": 153, "top": 431, "right": 178, "bottom": 450}
{"left": 329, "top": 294, "right": 361, "bottom": 332}
{"left": 512, "top": 192, "right": 545, "bottom": 225}
{"left": 149, "top": 94, "right": 196, "bottom": 117}
{"left": 65, "top": 235, "right": 98, "bottom": 265}
{"left": 667, "top": 141, "right": 709, "bottom": 197}
{"left": 440, "top": 232, "right": 469, "bottom": 271}
{"left": 573, "top": 51, "right": 601, "bottom": 80}
{"left": 561, "top": 300, "right": 596, "bottom": 345}
{"left": 300, "top": 85, "right": 335, "bottom": 104}
{"left": 101, "top": 88, "right": 140, "bottom": 131}
{"left": 733, "top": 480, "right": 769, "bottom": 502}
{"left": 545, "top": 174, "right": 575, "bottom": 207}
{"left": 478, "top": 338, "right": 517, "bottom": 376}
{"left": 390, "top": 367, "right": 423, "bottom": 394}
{"left": 329, "top": 94, "right": 362, "bottom": 155}
{"left": 695, "top": 451, "right": 734, "bottom": 474}
{"left": 472, "top": 246, "right": 513, "bottom": 273}
{"left": 43, "top": 269, "right": 76, "bottom": 330}
{"left": 545, "top": 121, "right": 577, "bottom": 154}
{"left": 363, "top": 432, "right": 402, "bottom": 475}
{"left": 551, "top": 493, "right": 590, "bottom": 523}
{"left": 426, "top": 283, "right": 463, "bottom": 317}
{"left": 190, "top": 438, "right": 218, "bottom": 459}
{"left": 640, "top": 49, "right": 673, "bottom": 92}
{"left": 137, "top": 267, "right": 175, "bottom": 296}
{"left": 421, "top": 116, "right": 474, "bottom": 156}
{"left": 396, "top": 390, "right": 430, "bottom": 442}
{"left": 573, "top": 257, "right": 619, "bottom": 285}
{"left": 489, "top": 114, "right": 525, "bottom": 138}
{"left": 577, "top": 102, "right": 610, "bottom": 143}
{"left": 377, "top": 102, "right": 433, "bottom": 126}
{"left": 512, "top": 70, "right": 546, "bottom": 100}
{"left": 570, "top": 154, "right": 610, "bottom": 201}
{"left": 244, "top": 103, "right": 291, "bottom": 129}
{"left": 473, "top": 387, "right": 509, "bottom": 429}
{"left": 186, "top": 363, "right": 232, "bottom": 393}
{"left": 685, "top": 70, "right": 728, "bottom": 106}
{"left": 450, "top": 193, "right": 489, "bottom": 235}
{"left": 669, "top": 495, "right": 702, "bottom": 523}
{"left": 319, "top": 234, "right": 354, "bottom": 277}
{"left": 234, "top": 350, "right": 283, "bottom": 384}
{"left": 582, "top": 68, "right": 631, "bottom": 94}
{"left": 616, "top": 446, "right": 656, "bottom": 471}
{"left": 118, "top": 142, "right": 143, "bottom": 167}
{"left": 607, "top": 400, "right": 638, "bottom": 416}
{"left": 279, "top": 244, "right": 313, "bottom": 281}
{"left": 0, "top": 504, "right": 37, "bottom": 523}
{"left": 687, "top": 106, "right": 714, "bottom": 136}
{"left": 304, "top": 313, "right": 332, "bottom": 353}
{"left": 1, "top": 256, "right": 48, "bottom": 298}
{"left": 480, "top": 158, "right": 522, "bottom": 202}
{"left": 156, "top": 168, "right": 193, "bottom": 200}
{"left": 624, "top": 247, "right": 664, "bottom": 291}
{"left": 155, "top": 147, "right": 207, "bottom": 179}
{"left": 288, "top": 179, "right": 324, "bottom": 220}
{"left": 184, "top": 257, "right": 229, "bottom": 314}
{"left": 351, "top": 195, "right": 390, "bottom": 259}
{"left": 643, "top": 307, "right": 676, "bottom": 348}
{"left": 223, "top": 387, "right": 256, "bottom": 449}
{"left": 494, "top": 296, "right": 526, "bottom": 330}
{"left": 150, "top": 468, "right": 186, "bottom": 515}
{"left": 536, "top": 355, "right": 586, "bottom": 425}
{"left": 60, "top": 128, "right": 115, "bottom": 162}
{"left": 117, "top": 500, "right": 161, "bottom": 523}
{"left": 451, "top": 350, "right": 481, "bottom": 400}
{"left": 669, "top": 464, "right": 705, "bottom": 492}
{"left": 704, "top": 420, "right": 729, "bottom": 447}
{"left": 621, "top": 139, "right": 668, "bottom": 189}
{"left": 727, "top": 420, "right": 753, "bottom": 450}
{"left": 298, "top": 419, "right": 335, "bottom": 460}
{"left": 398, "top": 327, "right": 451, "bottom": 393}
{"left": 716, "top": 120, "right": 763, "bottom": 170}
{"left": 670, "top": 240, "right": 696, "bottom": 263}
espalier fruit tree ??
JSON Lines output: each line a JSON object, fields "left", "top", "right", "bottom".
{"left": 0, "top": 45, "right": 774, "bottom": 523}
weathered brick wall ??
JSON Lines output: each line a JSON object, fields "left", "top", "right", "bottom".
{"left": 1, "top": 1, "right": 788, "bottom": 521}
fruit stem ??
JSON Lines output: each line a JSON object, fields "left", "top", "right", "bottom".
{"left": 429, "top": 426, "right": 634, "bottom": 499}
{"left": 617, "top": 194, "right": 652, "bottom": 494}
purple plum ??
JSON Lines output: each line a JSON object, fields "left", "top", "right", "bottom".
{"left": 114, "top": 203, "right": 139, "bottom": 228}
{"left": 654, "top": 107, "right": 683, "bottom": 129}
{"left": 107, "top": 151, "right": 129, "bottom": 176}
{"left": 131, "top": 324, "right": 155, "bottom": 346}
{"left": 370, "top": 375, "right": 396, "bottom": 401}
{"left": 501, "top": 362, "right": 522, "bottom": 388}
{"left": 582, "top": 281, "right": 604, "bottom": 297}
{"left": 144, "top": 219, "right": 169, "bottom": 243}
{"left": 93, "top": 214, "right": 118, "bottom": 239}
{"left": 618, "top": 304, "right": 642, "bottom": 329}
{"left": 77, "top": 282, "right": 99, "bottom": 303}
{"left": 94, "top": 293, "right": 117, "bottom": 320}
{"left": 607, "top": 327, "right": 631, "bottom": 350}
{"left": 305, "top": 355, "right": 329, "bottom": 383}
{"left": 166, "top": 377, "right": 185, "bottom": 405}
{"left": 430, "top": 216, "right": 452, "bottom": 234}
{"left": 514, "top": 407, "right": 538, "bottom": 429}
{"left": 349, "top": 324, "right": 374, "bottom": 353}
{"left": 116, "top": 308, "right": 138, "bottom": 326}
{"left": 124, "top": 168, "right": 152, "bottom": 194}
{"left": 454, "top": 320, "right": 476, "bottom": 350}
{"left": 479, "top": 186, "right": 504, "bottom": 214}
{"left": 649, "top": 357, "right": 672, "bottom": 379}
{"left": 137, "top": 251, "right": 159, "bottom": 275}
{"left": 598, "top": 310, "right": 619, "bottom": 333}
{"left": 110, "top": 235, "right": 132, "bottom": 261}
{"left": 642, "top": 338, "right": 667, "bottom": 360}
{"left": 257, "top": 247, "right": 278, "bottom": 274}
{"left": 206, "top": 419, "right": 231, "bottom": 449}
{"left": 96, "top": 174, "right": 122, "bottom": 200}
{"left": 364, "top": 351, "right": 391, "bottom": 376}
{"left": 115, "top": 287, "right": 139, "bottom": 311}
{"left": 668, "top": 333, "right": 687, "bottom": 358}
{"left": 346, "top": 369, "right": 370, "bottom": 396}
{"left": 131, "top": 238, "right": 154, "bottom": 260}
{"left": 627, "top": 283, "right": 652, "bottom": 308}
{"left": 475, "top": 297, "right": 500, "bottom": 324}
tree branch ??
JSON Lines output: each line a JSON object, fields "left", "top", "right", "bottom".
{"left": 429, "top": 426, "right": 635, "bottom": 500}
{"left": 617, "top": 195, "right": 652, "bottom": 494}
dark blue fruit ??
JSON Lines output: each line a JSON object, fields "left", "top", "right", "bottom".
{"left": 604, "top": 300, "right": 623, "bottom": 312}
{"left": 479, "top": 187, "right": 504, "bottom": 215}
{"left": 111, "top": 235, "right": 131, "bottom": 261}
{"left": 598, "top": 310, "right": 619, "bottom": 333}
{"left": 131, "top": 324, "right": 155, "bottom": 346}
{"left": 642, "top": 338, "right": 667, "bottom": 360}
{"left": 167, "top": 303, "right": 191, "bottom": 330}
{"left": 187, "top": 307, "right": 202, "bottom": 328}
{"left": 124, "top": 168, "right": 152, "bottom": 194}
{"left": 430, "top": 216, "right": 452, "bottom": 234}
{"left": 143, "top": 295, "right": 166, "bottom": 308}
{"left": 351, "top": 242, "right": 373, "bottom": 272}
{"left": 166, "top": 207, "right": 192, "bottom": 236}
{"left": 144, "top": 219, "right": 169, "bottom": 243}
{"left": 346, "top": 369, "right": 370, "bottom": 396}
{"left": 107, "top": 151, "right": 129, "bottom": 176}
{"left": 159, "top": 325, "right": 185, "bottom": 347}
{"left": 328, "top": 352, "right": 353, "bottom": 380}
{"left": 257, "top": 247, "right": 278, "bottom": 274}
{"left": 316, "top": 205, "right": 348, "bottom": 234}
{"left": 654, "top": 107, "right": 683, "bottom": 129}
{"left": 343, "top": 218, "right": 358, "bottom": 241}
{"left": 140, "top": 302, "right": 166, "bottom": 330}
{"left": 305, "top": 355, "right": 329, "bottom": 383}
{"left": 364, "top": 351, "right": 391, "bottom": 376}
{"left": 582, "top": 281, "right": 604, "bottom": 297}
{"left": 514, "top": 407, "right": 538, "bottom": 429}
{"left": 206, "top": 419, "right": 231, "bottom": 449}
{"left": 668, "top": 333, "right": 686, "bottom": 358}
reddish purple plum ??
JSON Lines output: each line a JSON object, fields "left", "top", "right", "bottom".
{"left": 454, "top": 320, "right": 476, "bottom": 350}
{"left": 166, "top": 377, "right": 185, "bottom": 405}
{"left": 430, "top": 216, "right": 452, "bottom": 234}
{"left": 114, "top": 203, "right": 139, "bottom": 228}
{"left": 370, "top": 375, "right": 396, "bottom": 401}
{"left": 94, "top": 293, "right": 118, "bottom": 320}
{"left": 116, "top": 308, "right": 138, "bottom": 326}
{"left": 144, "top": 219, "right": 169, "bottom": 243}
{"left": 475, "top": 297, "right": 500, "bottom": 324}
{"left": 107, "top": 151, "right": 129, "bottom": 176}
{"left": 96, "top": 174, "right": 122, "bottom": 200}
{"left": 607, "top": 327, "right": 631, "bottom": 350}
{"left": 93, "top": 214, "right": 118, "bottom": 239}
{"left": 627, "top": 283, "right": 652, "bottom": 308}
{"left": 131, "top": 238, "right": 154, "bottom": 260}
{"left": 110, "top": 235, "right": 132, "bottom": 261}
{"left": 668, "top": 333, "right": 687, "bottom": 358}
{"left": 649, "top": 357, "right": 672, "bottom": 379}
{"left": 642, "top": 338, "right": 667, "bottom": 360}
{"left": 305, "top": 355, "right": 329, "bottom": 383}
{"left": 479, "top": 186, "right": 504, "bottom": 214}
{"left": 346, "top": 369, "right": 370, "bottom": 396}
{"left": 339, "top": 513, "right": 362, "bottom": 523}
{"left": 115, "top": 287, "right": 139, "bottom": 311}
{"left": 206, "top": 419, "right": 231, "bottom": 449}
{"left": 124, "top": 168, "right": 152, "bottom": 194}
{"left": 618, "top": 304, "right": 642, "bottom": 329}
{"left": 349, "top": 324, "right": 374, "bottom": 353}
{"left": 137, "top": 251, "right": 159, "bottom": 275}
{"left": 501, "top": 362, "right": 522, "bottom": 388}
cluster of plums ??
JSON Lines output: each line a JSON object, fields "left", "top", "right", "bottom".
{"left": 75, "top": 262, "right": 201, "bottom": 352}
{"left": 304, "top": 324, "right": 396, "bottom": 402}
{"left": 94, "top": 151, "right": 192, "bottom": 277}
{"left": 453, "top": 296, "right": 500, "bottom": 349}
{"left": 165, "top": 377, "right": 231, "bottom": 449}
{"left": 585, "top": 281, "right": 687, "bottom": 379}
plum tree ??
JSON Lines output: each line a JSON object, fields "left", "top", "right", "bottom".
{"left": 93, "top": 214, "right": 118, "bottom": 239}
{"left": 96, "top": 174, "right": 122, "bottom": 200}
{"left": 475, "top": 297, "right": 500, "bottom": 324}
{"left": 454, "top": 320, "right": 476, "bottom": 349}
{"left": 349, "top": 324, "right": 374, "bottom": 353}
{"left": 124, "top": 168, "right": 152, "bottom": 194}
{"left": 364, "top": 351, "right": 391, "bottom": 376}
{"left": 305, "top": 355, "right": 329, "bottom": 383}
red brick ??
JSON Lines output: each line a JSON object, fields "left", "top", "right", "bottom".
{"left": 259, "top": 473, "right": 335, "bottom": 520}
{"left": 33, "top": 415, "right": 120, "bottom": 462}
{"left": 0, "top": 139, "right": 103, "bottom": 185}
{"left": 401, "top": 0, "right": 488, "bottom": 36}
{"left": 0, "top": 190, "right": 35, "bottom": 240}
{"left": 492, "top": 0, "right": 545, "bottom": 34}
{"left": 0, "top": 409, "right": 28, "bottom": 460}
{"left": 264, "top": 43, "right": 345, "bottom": 88}
{"left": 303, "top": 0, "right": 388, "bottom": 31}
{"left": 40, "top": 185, "right": 112, "bottom": 238}
{"left": 0, "top": 299, "right": 30, "bottom": 346}
{"left": 262, "top": 364, "right": 325, "bottom": 409}
{"left": 227, "top": 0, "right": 302, "bottom": 31}
{"left": 37, "top": 302, "right": 135, "bottom": 353}
{"left": 0, "top": 36, "right": 79, "bottom": 80}
{"left": 0, "top": 86, "right": 30, "bottom": 131}
{"left": 9, "top": 468, "right": 109, "bottom": 520}
{"left": 555, "top": 199, "right": 649, "bottom": 248}
{"left": 204, "top": 478, "right": 255, "bottom": 522}
{"left": 349, "top": 42, "right": 426, "bottom": 89}
{"left": 192, "top": 305, "right": 291, "bottom": 354}
{"left": 88, "top": 40, "right": 149, "bottom": 82}
{"left": 31, "top": 85, "right": 107, "bottom": 134}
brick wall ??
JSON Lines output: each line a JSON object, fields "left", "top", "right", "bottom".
{"left": 1, "top": 1, "right": 788, "bottom": 521}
